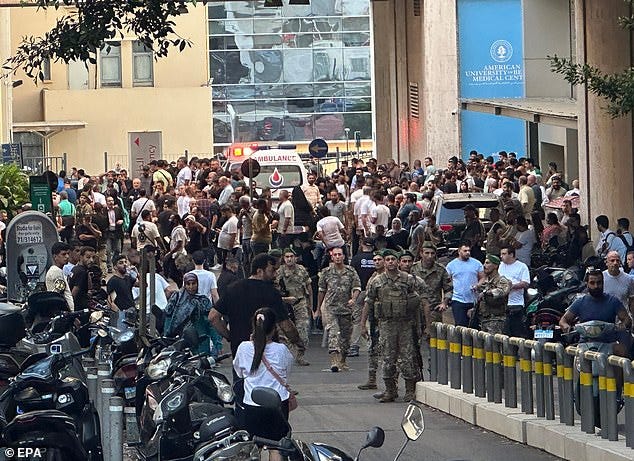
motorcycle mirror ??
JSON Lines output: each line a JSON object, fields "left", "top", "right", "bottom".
{"left": 401, "top": 401, "right": 425, "bottom": 441}
{"left": 90, "top": 311, "right": 104, "bottom": 323}
{"left": 362, "top": 426, "right": 385, "bottom": 449}
{"left": 251, "top": 386, "right": 282, "bottom": 410}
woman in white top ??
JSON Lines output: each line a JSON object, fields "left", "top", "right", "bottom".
{"left": 233, "top": 308, "right": 294, "bottom": 460}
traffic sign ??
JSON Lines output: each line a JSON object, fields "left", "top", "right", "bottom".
{"left": 308, "top": 138, "right": 328, "bottom": 159}
{"left": 29, "top": 176, "right": 53, "bottom": 214}
{"left": 1, "top": 143, "right": 21, "bottom": 164}
{"left": 241, "top": 158, "right": 261, "bottom": 179}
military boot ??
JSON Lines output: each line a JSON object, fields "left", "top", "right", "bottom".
{"left": 330, "top": 352, "right": 340, "bottom": 372}
{"left": 338, "top": 354, "right": 350, "bottom": 371}
{"left": 358, "top": 371, "right": 377, "bottom": 390}
{"left": 295, "top": 352, "right": 310, "bottom": 366}
{"left": 402, "top": 380, "right": 417, "bottom": 402}
{"left": 379, "top": 379, "right": 398, "bottom": 403}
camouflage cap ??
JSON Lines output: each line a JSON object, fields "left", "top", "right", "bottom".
{"left": 422, "top": 241, "right": 437, "bottom": 251}
{"left": 383, "top": 249, "right": 399, "bottom": 259}
{"left": 282, "top": 247, "right": 296, "bottom": 256}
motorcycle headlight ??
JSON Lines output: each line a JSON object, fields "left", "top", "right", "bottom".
{"left": 117, "top": 330, "right": 135, "bottom": 343}
{"left": 146, "top": 359, "right": 170, "bottom": 380}
{"left": 212, "top": 375, "right": 234, "bottom": 403}
{"left": 153, "top": 403, "right": 164, "bottom": 424}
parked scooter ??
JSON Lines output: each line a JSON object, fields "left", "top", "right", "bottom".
{"left": 191, "top": 387, "right": 426, "bottom": 461}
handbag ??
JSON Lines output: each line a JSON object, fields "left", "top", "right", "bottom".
{"left": 261, "top": 355, "right": 297, "bottom": 411}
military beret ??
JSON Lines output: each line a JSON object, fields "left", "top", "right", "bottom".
{"left": 422, "top": 241, "right": 437, "bottom": 251}
{"left": 399, "top": 250, "right": 415, "bottom": 260}
{"left": 383, "top": 249, "right": 399, "bottom": 258}
{"left": 282, "top": 247, "right": 296, "bottom": 256}
{"left": 268, "top": 249, "right": 283, "bottom": 258}
{"left": 486, "top": 254, "right": 501, "bottom": 265}
{"left": 373, "top": 250, "right": 385, "bottom": 257}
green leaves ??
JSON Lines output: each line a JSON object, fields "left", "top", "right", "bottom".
{"left": 6, "top": 0, "right": 194, "bottom": 83}
{"left": 0, "top": 164, "right": 30, "bottom": 218}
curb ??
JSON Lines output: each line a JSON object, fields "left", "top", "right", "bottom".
{"left": 416, "top": 382, "right": 634, "bottom": 461}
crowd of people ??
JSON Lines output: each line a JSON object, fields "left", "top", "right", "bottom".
{"left": 12, "top": 148, "right": 634, "bottom": 433}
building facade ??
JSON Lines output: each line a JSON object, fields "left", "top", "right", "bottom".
{"left": 208, "top": 0, "right": 374, "bottom": 154}
{"left": 6, "top": 4, "right": 212, "bottom": 177}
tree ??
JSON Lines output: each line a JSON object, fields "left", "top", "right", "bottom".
{"left": 0, "top": 164, "right": 30, "bottom": 217}
{"left": 549, "top": 0, "right": 634, "bottom": 118}
{"left": 3, "top": 0, "right": 195, "bottom": 83}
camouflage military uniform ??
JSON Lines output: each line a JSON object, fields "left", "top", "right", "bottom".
{"left": 411, "top": 261, "right": 453, "bottom": 336}
{"left": 476, "top": 272, "right": 511, "bottom": 334}
{"left": 277, "top": 264, "right": 312, "bottom": 347}
{"left": 365, "top": 270, "right": 422, "bottom": 401}
{"left": 318, "top": 265, "right": 361, "bottom": 356}
{"left": 365, "top": 270, "right": 383, "bottom": 374}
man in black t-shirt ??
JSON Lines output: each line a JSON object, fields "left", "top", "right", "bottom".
{"left": 70, "top": 246, "right": 97, "bottom": 310}
{"left": 210, "top": 253, "right": 304, "bottom": 358}
{"left": 185, "top": 207, "right": 210, "bottom": 254}
{"left": 350, "top": 237, "right": 376, "bottom": 291}
{"left": 106, "top": 255, "right": 137, "bottom": 312}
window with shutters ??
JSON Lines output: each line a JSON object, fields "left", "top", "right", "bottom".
{"left": 100, "top": 42, "right": 122, "bottom": 87}
{"left": 409, "top": 82, "right": 419, "bottom": 119}
{"left": 133, "top": 41, "right": 154, "bottom": 87}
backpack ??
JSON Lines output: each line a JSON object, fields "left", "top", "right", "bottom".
{"left": 619, "top": 232, "right": 634, "bottom": 253}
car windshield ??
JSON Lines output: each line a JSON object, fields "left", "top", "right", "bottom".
{"left": 438, "top": 202, "right": 499, "bottom": 223}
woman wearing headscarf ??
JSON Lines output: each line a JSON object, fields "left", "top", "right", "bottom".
{"left": 386, "top": 217, "right": 409, "bottom": 250}
{"left": 163, "top": 272, "right": 217, "bottom": 355}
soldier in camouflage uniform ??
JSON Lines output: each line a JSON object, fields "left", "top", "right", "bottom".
{"left": 362, "top": 249, "right": 422, "bottom": 402}
{"left": 468, "top": 254, "right": 511, "bottom": 334}
{"left": 315, "top": 247, "right": 362, "bottom": 372}
{"left": 358, "top": 250, "right": 385, "bottom": 390}
{"left": 277, "top": 248, "right": 313, "bottom": 366}
{"left": 411, "top": 242, "right": 453, "bottom": 339}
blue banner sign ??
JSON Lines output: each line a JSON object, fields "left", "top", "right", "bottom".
{"left": 458, "top": 0, "right": 526, "bottom": 159}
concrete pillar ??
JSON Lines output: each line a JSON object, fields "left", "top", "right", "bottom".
{"left": 576, "top": 0, "right": 634, "bottom": 231}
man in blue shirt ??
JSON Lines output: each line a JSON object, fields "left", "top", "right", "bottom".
{"left": 446, "top": 243, "right": 484, "bottom": 327}
{"left": 560, "top": 269, "right": 631, "bottom": 356}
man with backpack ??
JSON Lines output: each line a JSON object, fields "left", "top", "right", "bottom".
{"left": 617, "top": 218, "right": 634, "bottom": 254}
{"left": 595, "top": 215, "right": 627, "bottom": 263}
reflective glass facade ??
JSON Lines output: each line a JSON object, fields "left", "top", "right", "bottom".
{"left": 208, "top": 0, "right": 373, "bottom": 149}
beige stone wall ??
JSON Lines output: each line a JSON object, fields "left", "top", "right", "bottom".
{"left": 8, "top": 4, "right": 211, "bottom": 168}
{"left": 0, "top": 9, "right": 9, "bottom": 143}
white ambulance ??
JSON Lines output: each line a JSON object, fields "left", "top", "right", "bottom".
{"left": 225, "top": 143, "right": 309, "bottom": 204}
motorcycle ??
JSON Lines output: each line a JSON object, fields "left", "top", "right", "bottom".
{"left": 0, "top": 341, "right": 103, "bottom": 460}
{"left": 191, "top": 386, "right": 425, "bottom": 461}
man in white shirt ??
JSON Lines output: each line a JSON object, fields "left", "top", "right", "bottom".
{"left": 187, "top": 250, "right": 220, "bottom": 305}
{"left": 218, "top": 176, "right": 234, "bottom": 206}
{"left": 131, "top": 209, "right": 162, "bottom": 251}
{"left": 602, "top": 251, "right": 634, "bottom": 315}
{"left": 595, "top": 215, "right": 627, "bottom": 262}
{"left": 46, "top": 242, "right": 75, "bottom": 310}
{"left": 370, "top": 191, "right": 390, "bottom": 234}
{"left": 176, "top": 156, "right": 192, "bottom": 187}
{"left": 216, "top": 205, "right": 240, "bottom": 269}
{"left": 446, "top": 244, "right": 484, "bottom": 326}
{"left": 277, "top": 190, "right": 295, "bottom": 249}
{"left": 499, "top": 246, "right": 530, "bottom": 337}
{"left": 513, "top": 216, "right": 536, "bottom": 266}
{"left": 131, "top": 189, "right": 156, "bottom": 224}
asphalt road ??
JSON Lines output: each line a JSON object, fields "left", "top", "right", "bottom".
{"left": 212, "top": 333, "right": 562, "bottom": 461}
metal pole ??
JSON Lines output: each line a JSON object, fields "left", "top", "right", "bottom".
{"left": 492, "top": 335, "right": 503, "bottom": 404}
{"left": 148, "top": 251, "right": 157, "bottom": 337}
{"left": 104, "top": 152, "right": 108, "bottom": 173}
{"left": 543, "top": 348, "right": 555, "bottom": 420}
{"left": 503, "top": 338, "right": 517, "bottom": 408}
{"left": 485, "top": 334, "right": 495, "bottom": 402}
{"left": 563, "top": 347, "right": 575, "bottom": 426}
{"left": 579, "top": 352, "right": 595, "bottom": 434}
{"left": 62, "top": 152, "right": 67, "bottom": 172}
{"left": 597, "top": 354, "right": 608, "bottom": 435}
{"left": 429, "top": 322, "right": 438, "bottom": 382}
{"left": 437, "top": 323, "right": 448, "bottom": 386}
{"left": 139, "top": 246, "right": 148, "bottom": 340}
{"left": 109, "top": 396, "right": 124, "bottom": 461}
{"left": 336, "top": 146, "right": 340, "bottom": 170}
{"left": 87, "top": 367, "right": 98, "bottom": 403}
{"left": 623, "top": 360, "right": 634, "bottom": 447}
{"left": 448, "top": 326, "right": 461, "bottom": 390}
{"left": 461, "top": 327, "right": 473, "bottom": 394}
{"left": 518, "top": 339, "right": 533, "bottom": 414}
{"left": 101, "top": 379, "right": 116, "bottom": 460}
{"left": 605, "top": 358, "right": 618, "bottom": 441}
{"left": 534, "top": 342, "right": 545, "bottom": 417}
{"left": 554, "top": 344, "right": 565, "bottom": 422}
{"left": 473, "top": 331, "right": 486, "bottom": 398}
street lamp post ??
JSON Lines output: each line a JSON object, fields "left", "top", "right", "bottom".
{"left": 344, "top": 127, "right": 350, "bottom": 154}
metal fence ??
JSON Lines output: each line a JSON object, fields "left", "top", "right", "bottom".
{"left": 21, "top": 153, "right": 67, "bottom": 175}
{"left": 430, "top": 323, "right": 634, "bottom": 447}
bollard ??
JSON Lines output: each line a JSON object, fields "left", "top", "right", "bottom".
{"left": 96, "top": 364, "right": 110, "bottom": 421}
{"left": 109, "top": 396, "right": 124, "bottom": 461}
{"left": 596, "top": 353, "right": 608, "bottom": 437}
{"left": 448, "top": 326, "right": 462, "bottom": 390}
{"left": 518, "top": 339, "right": 534, "bottom": 414}
{"left": 436, "top": 323, "right": 448, "bottom": 385}
{"left": 484, "top": 333, "right": 495, "bottom": 402}
{"left": 562, "top": 347, "right": 576, "bottom": 426}
{"left": 623, "top": 360, "right": 634, "bottom": 448}
{"left": 579, "top": 352, "right": 595, "bottom": 434}
{"left": 429, "top": 323, "right": 438, "bottom": 382}
{"left": 533, "top": 342, "right": 545, "bottom": 418}
{"left": 492, "top": 335, "right": 503, "bottom": 404}
{"left": 542, "top": 346, "right": 555, "bottom": 420}
{"left": 473, "top": 331, "right": 486, "bottom": 398}
{"left": 82, "top": 356, "right": 95, "bottom": 372}
{"left": 604, "top": 358, "right": 618, "bottom": 441}
{"left": 87, "top": 367, "right": 98, "bottom": 404}
{"left": 461, "top": 327, "right": 474, "bottom": 394}
{"left": 101, "top": 379, "right": 116, "bottom": 461}
{"left": 553, "top": 344, "right": 565, "bottom": 422}
{"left": 502, "top": 337, "right": 517, "bottom": 408}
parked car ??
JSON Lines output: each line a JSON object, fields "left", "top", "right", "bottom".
{"left": 429, "top": 193, "right": 504, "bottom": 253}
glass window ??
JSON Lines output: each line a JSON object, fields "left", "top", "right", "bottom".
{"left": 41, "top": 57, "right": 51, "bottom": 81}
{"left": 314, "top": 82, "right": 344, "bottom": 97}
{"left": 252, "top": 50, "right": 283, "bottom": 83}
{"left": 343, "top": 112, "right": 372, "bottom": 138}
{"left": 254, "top": 18, "right": 283, "bottom": 33}
{"left": 314, "top": 113, "right": 345, "bottom": 139}
{"left": 284, "top": 114, "right": 313, "bottom": 141}
{"left": 342, "top": 0, "right": 370, "bottom": 16}
{"left": 283, "top": 50, "right": 313, "bottom": 83}
{"left": 209, "top": 20, "right": 227, "bottom": 35}
{"left": 227, "top": 1, "right": 254, "bottom": 18}
{"left": 287, "top": 98, "right": 315, "bottom": 113}
{"left": 100, "top": 42, "right": 121, "bottom": 87}
{"left": 255, "top": 83, "right": 285, "bottom": 98}
{"left": 343, "top": 47, "right": 370, "bottom": 81}
{"left": 224, "top": 18, "right": 254, "bottom": 34}
{"left": 226, "top": 85, "right": 256, "bottom": 99}
{"left": 312, "top": 0, "right": 343, "bottom": 17}
{"left": 132, "top": 41, "right": 153, "bottom": 87}
{"left": 345, "top": 81, "right": 371, "bottom": 97}
{"left": 313, "top": 48, "right": 344, "bottom": 81}
{"left": 284, "top": 83, "right": 313, "bottom": 98}
{"left": 342, "top": 32, "right": 370, "bottom": 47}
{"left": 343, "top": 16, "right": 370, "bottom": 31}
{"left": 253, "top": 34, "right": 283, "bottom": 50}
